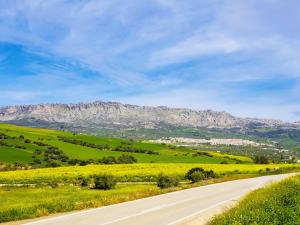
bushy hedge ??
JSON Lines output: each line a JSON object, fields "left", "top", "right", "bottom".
{"left": 67, "top": 154, "right": 137, "bottom": 166}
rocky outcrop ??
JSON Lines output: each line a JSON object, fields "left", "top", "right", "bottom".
{"left": 0, "top": 100, "right": 291, "bottom": 130}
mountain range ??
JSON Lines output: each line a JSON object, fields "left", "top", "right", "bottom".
{"left": 0, "top": 101, "right": 296, "bottom": 132}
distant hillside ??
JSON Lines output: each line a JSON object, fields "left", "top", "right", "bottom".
{"left": 0, "top": 101, "right": 293, "bottom": 133}
{"left": 0, "top": 123, "right": 251, "bottom": 166}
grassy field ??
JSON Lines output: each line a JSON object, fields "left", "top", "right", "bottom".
{"left": 0, "top": 163, "right": 299, "bottom": 185}
{"left": 0, "top": 124, "right": 252, "bottom": 166}
{"left": 210, "top": 174, "right": 300, "bottom": 225}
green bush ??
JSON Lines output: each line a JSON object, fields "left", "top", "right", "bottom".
{"left": 185, "top": 167, "right": 205, "bottom": 180}
{"left": 93, "top": 174, "right": 117, "bottom": 190}
{"left": 100, "top": 156, "right": 118, "bottom": 164}
{"left": 185, "top": 167, "right": 216, "bottom": 182}
{"left": 157, "top": 174, "right": 179, "bottom": 189}
{"left": 77, "top": 176, "right": 91, "bottom": 187}
{"left": 206, "top": 169, "right": 216, "bottom": 178}
{"left": 190, "top": 171, "right": 205, "bottom": 183}
{"left": 117, "top": 155, "right": 137, "bottom": 164}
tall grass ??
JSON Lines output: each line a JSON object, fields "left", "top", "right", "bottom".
{"left": 210, "top": 175, "right": 300, "bottom": 225}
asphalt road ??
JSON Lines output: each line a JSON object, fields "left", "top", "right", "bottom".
{"left": 23, "top": 173, "right": 294, "bottom": 225}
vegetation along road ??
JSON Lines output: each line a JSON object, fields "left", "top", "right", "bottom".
{"left": 20, "top": 173, "right": 295, "bottom": 225}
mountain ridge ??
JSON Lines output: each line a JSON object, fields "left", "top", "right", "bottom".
{"left": 0, "top": 100, "right": 294, "bottom": 131}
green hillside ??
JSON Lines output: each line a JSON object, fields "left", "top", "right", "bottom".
{"left": 0, "top": 124, "right": 251, "bottom": 167}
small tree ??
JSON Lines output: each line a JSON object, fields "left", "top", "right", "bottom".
{"left": 157, "top": 174, "right": 179, "bottom": 189}
{"left": 93, "top": 174, "right": 117, "bottom": 190}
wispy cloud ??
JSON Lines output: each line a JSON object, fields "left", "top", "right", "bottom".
{"left": 148, "top": 32, "right": 241, "bottom": 67}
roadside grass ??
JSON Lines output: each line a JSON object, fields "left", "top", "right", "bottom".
{"left": 210, "top": 174, "right": 300, "bottom": 225}
{"left": 0, "top": 184, "right": 163, "bottom": 223}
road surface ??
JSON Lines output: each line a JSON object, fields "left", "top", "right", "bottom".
{"left": 23, "top": 173, "right": 294, "bottom": 225}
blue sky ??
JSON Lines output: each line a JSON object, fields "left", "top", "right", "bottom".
{"left": 0, "top": 0, "right": 299, "bottom": 121}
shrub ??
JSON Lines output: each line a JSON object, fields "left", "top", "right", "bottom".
{"left": 100, "top": 156, "right": 117, "bottom": 164}
{"left": 33, "top": 159, "right": 42, "bottom": 164}
{"left": 157, "top": 174, "right": 179, "bottom": 189}
{"left": 185, "top": 167, "right": 216, "bottom": 182}
{"left": 254, "top": 155, "right": 269, "bottom": 164}
{"left": 190, "top": 171, "right": 205, "bottom": 183}
{"left": 206, "top": 169, "right": 216, "bottom": 178}
{"left": 93, "top": 174, "right": 117, "bottom": 190}
{"left": 79, "top": 160, "right": 89, "bottom": 166}
{"left": 24, "top": 139, "right": 31, "bottom": 144}
{"left": 67, "top": 159, "right": 79, "bottom": 165}
{"left": 185, "top": 167, "right": 205, "bottom": 180}
{"left": 81, "top": 177, "right": 91, "bottom": 187}
{"left": 117, "top": 155, "right": 137, "bottom": 164}
{"left": 47, "top": 161, "right": 60, "bottom": 167}
{"left": 77, "top": 176, "right": 91, "bottom": 187}
{"left": 33, "top": 149, "right": 42, "bottom": 155}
